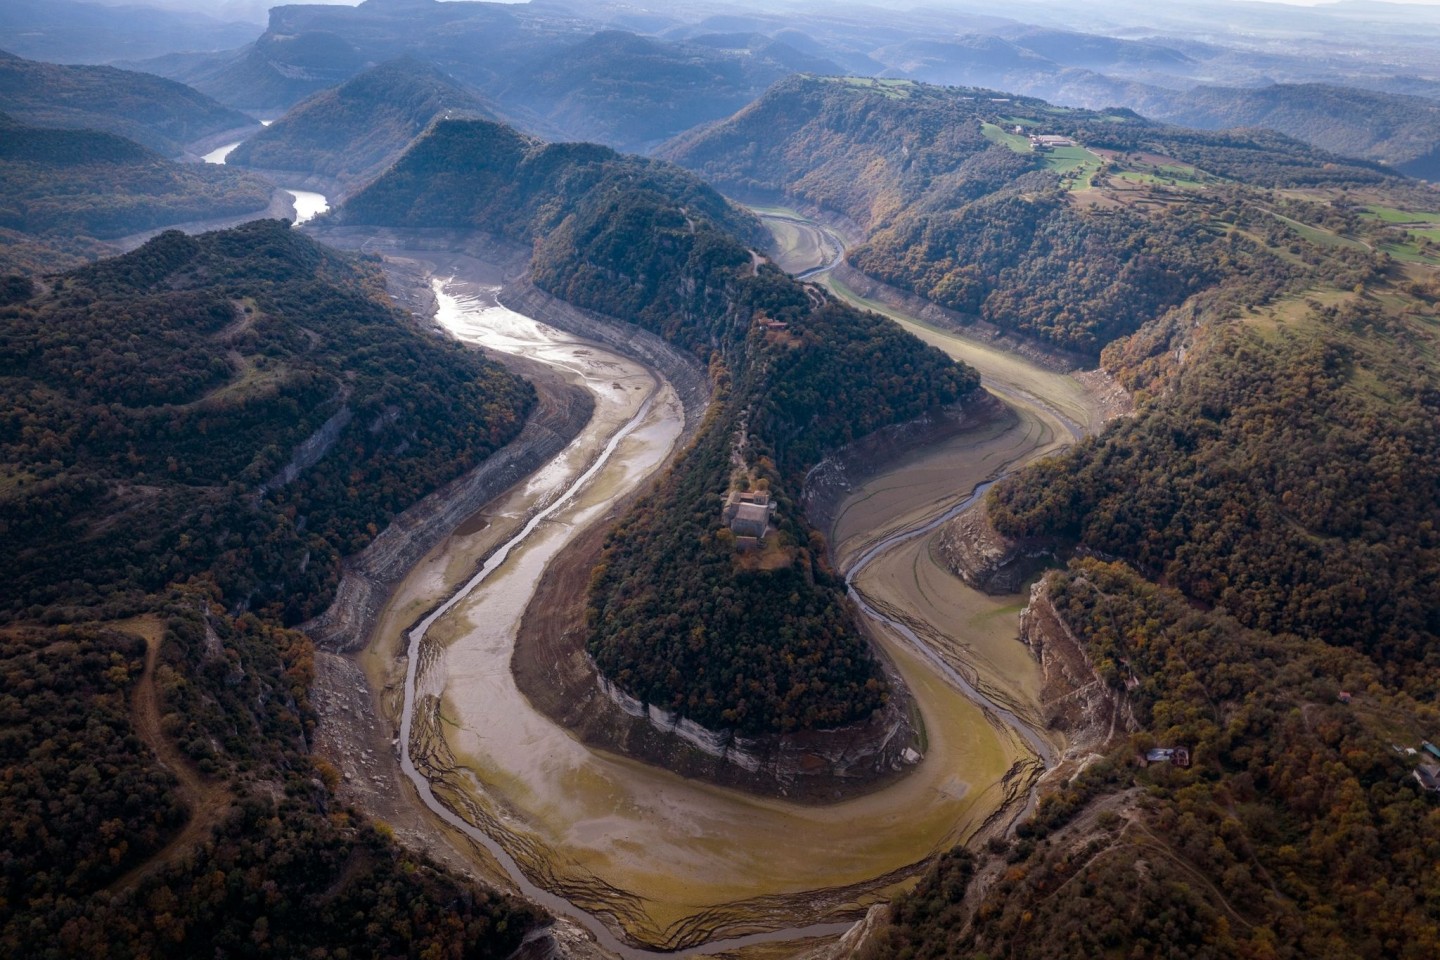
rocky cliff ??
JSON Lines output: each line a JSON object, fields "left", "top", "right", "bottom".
{"left": 936, "top": 504, "right": 1056, "bottom": 595}
{"left": 1017, "top": 574, "right": 1135, "bottom": 754}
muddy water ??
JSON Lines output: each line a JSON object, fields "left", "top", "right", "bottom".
{"left": 751, "top": 204, "right": 1108, "bottom": 816}
{"left": 201, "top": 140, "right": 329, "bottom": 224}
{"left": 381, "top": 277, "right": 1028, "bottom": 951}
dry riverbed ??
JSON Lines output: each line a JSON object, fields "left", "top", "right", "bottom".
{"left": 311, "top": 212, "right": 1115, "bottom": 956}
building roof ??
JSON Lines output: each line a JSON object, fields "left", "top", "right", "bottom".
{"left": 734, "top": 503, "right": 770, "bottom": 526}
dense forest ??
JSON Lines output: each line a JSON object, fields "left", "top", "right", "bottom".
{"left": 871, "top": 559, "right": 1440, "bottom": 960}
{"left": 339, "top": 117, "right": 978, "bottom": 735}
{"left": 0, "top": 49, "right": 257, "bottom": 157}
{"left": 0, "top": 221, "right": 545, "bottom": 955}
{"left": 587, "top": 267, "right": 974, "bottom": 734}
{"left": 0, "top": 219, "right": 534, "bottom": 625}
{"left": 989, "top": 298, "right": 1440, "bottom": 673}
{"left": 226, "top": 58, "right": 495, "bottom": 189}
{"left": 0, "top": 114, "right": 274, "bottom": 243}
{"left": 866, "top": 181, "right": 1440, "bottom": 955}
{"left": 665, "top": 75, "right": 1400, "bottom": 356}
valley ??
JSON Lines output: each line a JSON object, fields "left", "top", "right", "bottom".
{"left": 310, "top": 243, "right": 1087, "bottom": 951}
{"left": 6, "top": 2, "right": 1440, "bottom": 956}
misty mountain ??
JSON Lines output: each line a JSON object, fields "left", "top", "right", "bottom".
{"left": 0, "top": 0, "right": 258, "bottom": 65}
{"left": 1145, "top": 83, "right": 1440, "bottom": 180}
{"left": 224, "top": 58, "right": 495, "bottom": 193}
{"left": 493, "top": 30, "right": 829, "bottom": 152}
{"left": 0, "top": 49, "right": 258, "bottom": 157}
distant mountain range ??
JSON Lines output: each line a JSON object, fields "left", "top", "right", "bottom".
{"left": 0, "top": 0, "right": 257, "bottom": 64}
{"left": 0, "top": 49, "right": 258, "bottom": 157}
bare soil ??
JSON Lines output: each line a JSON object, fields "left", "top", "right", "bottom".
{"left": 108, "top": 615, "right": 232, "bottom": 894}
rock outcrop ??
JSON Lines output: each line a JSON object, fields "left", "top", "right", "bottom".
{"left": 936, "top": 504, "right": 1055, "bottom": 595}
{"left": 1018, "top": 575, "right": 1135, "bottom": 753}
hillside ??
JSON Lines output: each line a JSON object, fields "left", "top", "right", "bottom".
{"left": 128, "top": 1, "right": 826, "bottom": 152}
{"left": 0, "top": 50, "right": 259, "bottom": 157}
{"left": 663, "top": 75, "right": 1393, "bottom": 355}
{"left": 493, "top": 30, "right": 811, "bottom": 151}
{"left": 335, "top": 117, "right": 979, "bottom": 736}
{"left": 225, "top": 58, "right": 496, "bottom": 191}
{"left": 829, "top": 82, "right": 1440, "bottom": 960}
{"left": 0, "top": 220, "right": 543, "bottom": 955}
{"left": 0, "top": 113, "right": 274, "bottom": 258}
{"left": 0, "top": 219, "right": 533, "bottom": 624}
{"left": 1148, "top": 82, "right": 1440, "bottom": 181}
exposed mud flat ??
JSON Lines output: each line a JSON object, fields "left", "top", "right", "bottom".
{"left": 382, "top": 282, "right": 1025, "bottom": 950}
{"left": 304, "top": 213, "right": 1122, "bottom": 955}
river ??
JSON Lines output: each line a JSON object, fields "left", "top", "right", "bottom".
{"left": 327, "top": 202, "right": 1104, "bottom": 952}
{"left": 201, "top": 137, "right": 329, "bottom": 225}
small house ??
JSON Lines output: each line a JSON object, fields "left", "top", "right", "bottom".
{"left": 1142, "top": 746, "right": 1191, "bottom": 768}
{"left": 1423, "top": 741, "right": 1440, "bottom": 762}
{"left": 1415, "top": 764, "right": 1440, "bottom": 793}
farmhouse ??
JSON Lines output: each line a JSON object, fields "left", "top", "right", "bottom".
{"left": 1030, "top": 134, "right": 1077, "bottom": 150}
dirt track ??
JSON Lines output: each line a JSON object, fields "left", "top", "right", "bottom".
{"left": 108, "top": 615, "right": 232, "bottom": 894}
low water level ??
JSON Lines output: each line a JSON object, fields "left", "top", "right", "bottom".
{"left": 378, "top": 278, "right": 1029, "bottom": 950}
{"left": 200, "top": 140, "right": 328, "bottom": 224}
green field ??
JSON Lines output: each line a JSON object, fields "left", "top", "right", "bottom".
{"left": 822, "top": 76, "right": 919, "bottom": 99}
{"left": 1361, "top": 204, "right": 1440, "bottom": 224}
{"left": 1115, "top": 171, "right": 1206, "bottom": 190}
{"left": 1041, "top": 145, "right": 1104, "bottom": 190}
{"left": 981, "top": 122, "right": 1033, "bottom": 153}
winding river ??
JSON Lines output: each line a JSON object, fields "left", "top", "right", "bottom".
{"left": 345, "top": 213, "right": 1102, "bottom": 953}
{"left": 201, "top": 138, "right": 329, "bottom": 225}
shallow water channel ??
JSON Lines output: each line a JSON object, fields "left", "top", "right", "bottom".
{"left": 370, "top": 276, "right": 1046, "bottom": 951}
{"left": 201, "top": 140, "right": 329, "bottom": 224}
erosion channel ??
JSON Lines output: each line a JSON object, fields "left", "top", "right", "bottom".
{"left": 331, "top": 217, "right": 1107, "bottom": 955}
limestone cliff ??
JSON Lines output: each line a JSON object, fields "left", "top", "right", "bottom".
{"left": 1018, "top": 574, "right": 1136, "bottom": 753}
{"left": 936, "top": 504, "right": 1055, "bottom": 595}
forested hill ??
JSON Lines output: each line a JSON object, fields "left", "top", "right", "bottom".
{"left": 844, "top": 82, "right": 1440, "bottom": 959}
{"left": 879, "top": 272, "right": 1440, "bottom": 959}
{"left": 0, "top": 50, "right": 259, "bottom": 157}
{"left": 1, "top": 219, "right": 533, "bottom": 625}
{"left": 335, "top": 117, "right": 979, "bottom": 736}
{"left": 663, "top": 74, "right": 1396, "bottom": 356}
{"left": 1151, "top": 82, "right": 1440, "bottom": 181}
{"left": 0, "top": 114, "right": 274, "bottom": 273}
{"left": 0, "top": 220, "right": 543, "bottom": 955}
{"left": 225, "top": 58, "right": 496, "bottom": 191}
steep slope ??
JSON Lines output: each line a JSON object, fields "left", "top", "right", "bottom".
{"left": 664, "top": 74, "right": 1394, "bottom": 356}
{"left": 335, "top": 118, "right": 979, "bottom": 740}
{"left": 0, "top": 220, "right": 544, "bottom": 956}
{"left": 225, "top": 57, "right": 495, "bottom": 191}
{"left": 828, "top": 80, "right": 1440, "bottom": 960}
{"left": 0, "top": 49, "right": 259, "bottom": 156}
